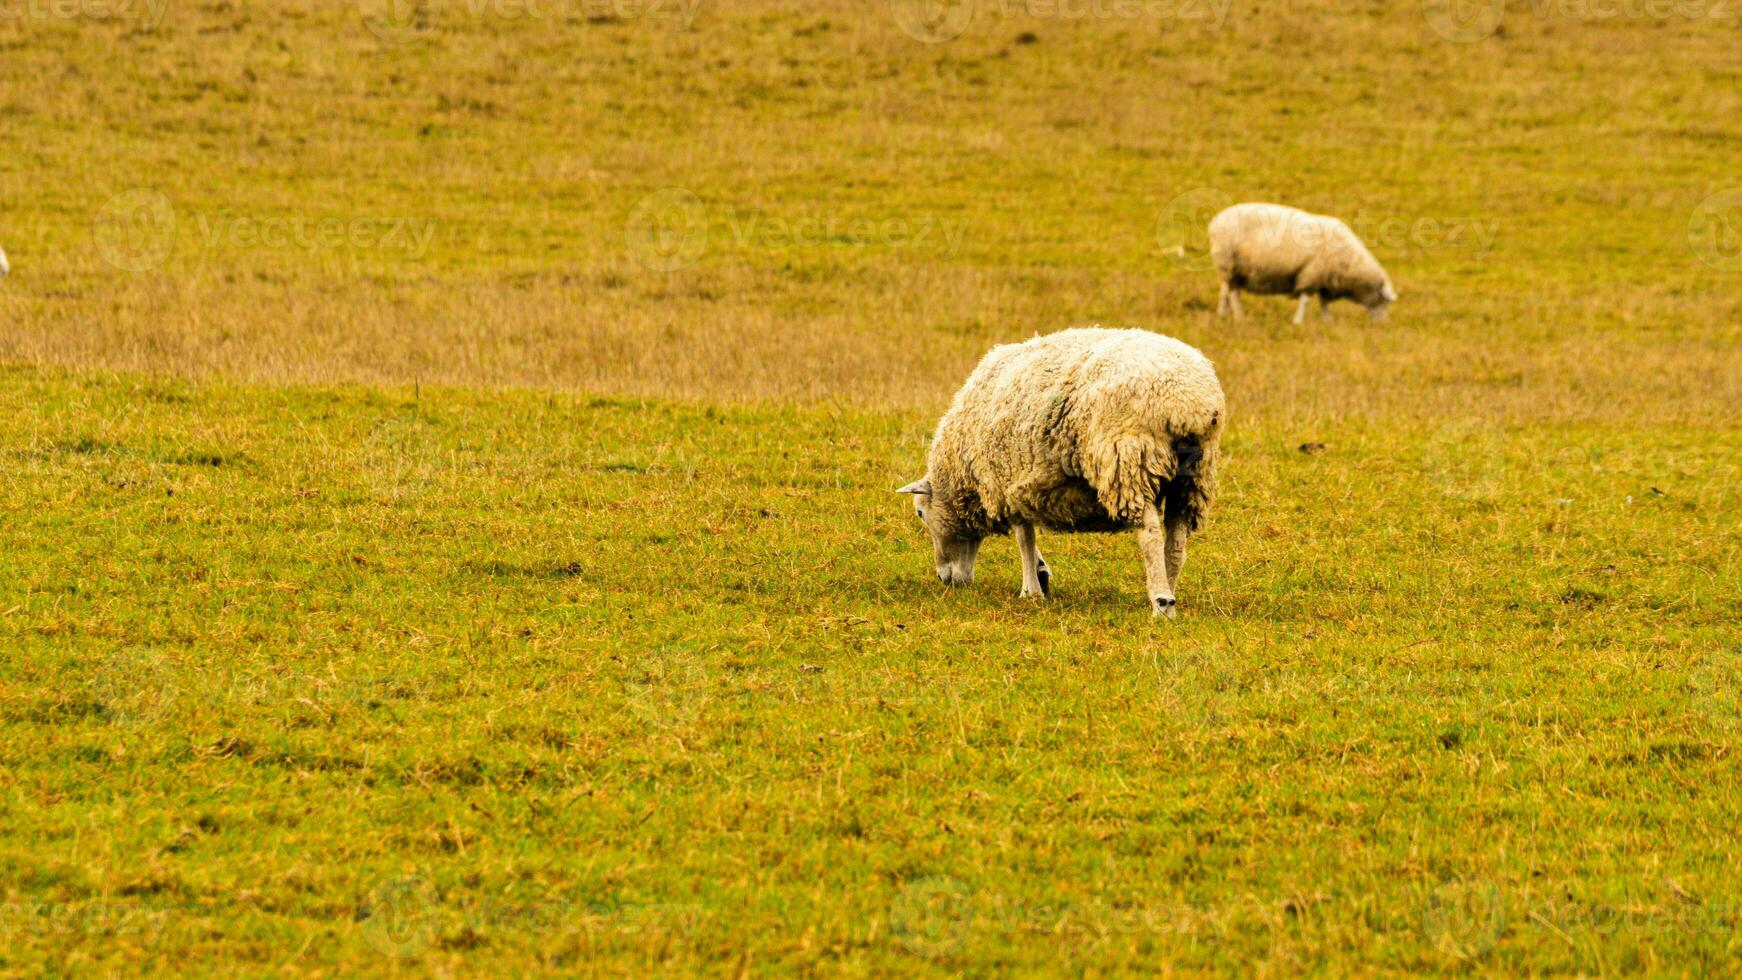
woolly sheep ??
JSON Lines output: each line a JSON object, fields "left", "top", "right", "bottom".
{"left": 897, "top": 327, "right": 1224, "bottom": 618}
{"left": 1209, "top": 203, "right": 1397, "bottom": 324}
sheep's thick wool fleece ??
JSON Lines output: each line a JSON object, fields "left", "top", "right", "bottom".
{"left": 929, "top": 328, "right": 1224, "bottom": 534}
{"left": 1210, "top": 203, "right": 1387, "bottom": 299}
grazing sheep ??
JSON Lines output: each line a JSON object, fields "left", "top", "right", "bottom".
{"left": 1209, "top": 203, "right": 1397, "bottom": 324}
{"left": 897, "top": 327, "right": 1224, "bottom": 618}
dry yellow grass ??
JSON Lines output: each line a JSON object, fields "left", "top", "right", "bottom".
{"left": 3, "top": 0, "right": 1740, "bottom": 424}
{"left": 7, "top": 268, "right": 1742, "bottom": 425}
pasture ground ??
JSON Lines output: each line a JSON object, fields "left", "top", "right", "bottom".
{"left": 2, "top": 0, "right": 1740, "bottom": 974}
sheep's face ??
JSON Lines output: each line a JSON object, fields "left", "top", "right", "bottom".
{"left": 1365, "top": 281, "right": 1398, "bottom": 321}
{"left": 896, "top": 478, "right": 980, "bottom": 586}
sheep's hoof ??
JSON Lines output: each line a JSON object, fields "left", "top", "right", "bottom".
{"left": 1153, "top": 596, "right": 1177, "bottom": 619}
{"left": 1037, "top": 564, "right": 1051, "bottom": 596}
{"left": 1019, "top": 586, "right": 1046, "bottom": 600}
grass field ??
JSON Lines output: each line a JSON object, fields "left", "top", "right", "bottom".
{"left": 3, "top": 0, "right": 1741, "bottom": 974}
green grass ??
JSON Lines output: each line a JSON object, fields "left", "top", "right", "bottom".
{"left": 2, "top": 366, "right": 1738, "bottom": 974}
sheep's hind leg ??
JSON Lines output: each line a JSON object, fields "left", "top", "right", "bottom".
{"left": 1136, "top": 503, "right": 1175, "bottom": 618}
{"left": 1222, "top": 283, "right": 1244, "bottom": 318}
{"left": 1318, "top": 293, "right": 1334, "bottom": 322}
{"left": 1015, "top": 521, "right": 1049, "bottom": 599}
{"left": 1292, "top": 293, "right": 1311, "bottom": 325}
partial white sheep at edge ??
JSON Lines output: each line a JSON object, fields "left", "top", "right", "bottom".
{"left": 0, "top": 242, "right": 9, "bottom": 277}
{"left": 897, "top": 327, "right": 1225, "bottom": 618}
{"left": 1209, "top": 202, "right": 1397, "bottom": 324}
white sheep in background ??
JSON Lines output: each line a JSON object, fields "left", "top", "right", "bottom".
{"left": 1209, "top": 203, "right": 1397, "bottom": 324}
{"left": 898, "top": 327, "right": 1225, "bottom": 618}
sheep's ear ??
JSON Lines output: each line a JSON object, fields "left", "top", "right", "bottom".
{"left": 895, "top": 479, "right": 931, "bottom": 495}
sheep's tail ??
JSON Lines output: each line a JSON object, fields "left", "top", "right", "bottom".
{"left": 1163, "top": 431, "right": 1217, "bottom": 534}
{"left": 1091, "top": 422, "right": 1219, "bottom": 529}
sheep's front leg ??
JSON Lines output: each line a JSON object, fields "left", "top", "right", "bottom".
{"left": 1014, "top": 521, "right": 1050, "bottom": 598}
{"left": 1164, "top": 509, "right": 1190, "bottom": 597}
{"left": 1292, "top": 293, "right": 1311, "bottom": 325}
{"left": 1318, "top": 293, "right": 1334, "bottom": 322}
{"left": 1136, "top": 503, "right": 1175, "bottom": 618}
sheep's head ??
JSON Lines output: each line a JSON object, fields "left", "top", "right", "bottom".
{"left": 896, "top": 477, "right": 980, "bottom": 586}
{"left": 1366, "top": 280, "right": 1398, "bottom": 321}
